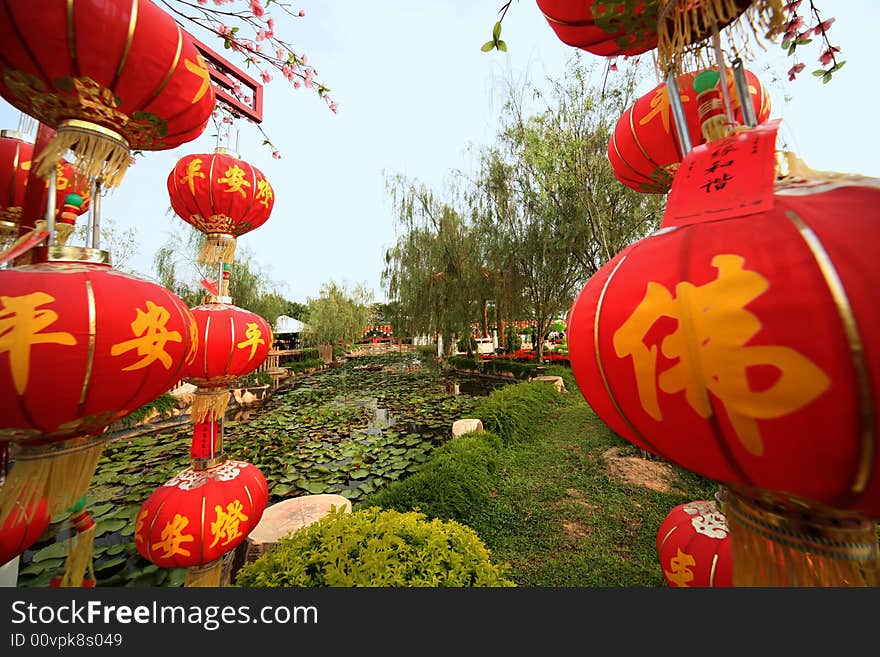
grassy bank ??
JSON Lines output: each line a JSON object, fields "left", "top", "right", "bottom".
{"left": 361, "top": 365, "right": 718, "bottom": 587}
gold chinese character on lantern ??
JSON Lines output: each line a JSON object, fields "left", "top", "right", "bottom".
{"left": 665, "top": 548, "right": 696, "bottom": 587}
{"left": 613, "top": 254, "right": 830, "bottom": 456}
{"left": 0, "top": 292, "right": 77, "bottom": 394}
{"left": 180, "top": 158, "right": 206, "bottom": 195}
{"left": 209, "top": 499, "right": 248, "bottom": 549}
{"left": 255, "top": 178, "right": 273, "bottom": 208}
{"left": 236, "top": 322, "right": 265, "bottom": 360}
{"left": 110, "top": 301, "right": 182, "bottom": 371}
{"left": 218, "top": 165, "right": 251, "bottom": 198}
{"left": 152, "top": 514, "right": 195, "bottom": 559}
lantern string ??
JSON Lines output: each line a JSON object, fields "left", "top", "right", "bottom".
{"left": 712, "top": 25, "right": 736, "bottom": 127}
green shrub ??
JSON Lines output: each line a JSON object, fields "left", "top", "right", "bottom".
{"left": 456, "top": 335, "right": 477, "bottom": 354}
{"left": 448, "top": 356, "right": 481, "bottom": 371}
{"left": 233, "top": 369, "right": 272, "bottom": 387}
{"left": 482, "top": 358, "right": 535, "bottom": 380}
{"left": 363, "top": 431, "right": 503, "bottom": 527}
{"left": 234, "top": 507, "right": 515, "bottom": 587}
{"left": 472, "top": 380, "right": 566, "bottom": 446}
{"left": 119, "top": 392, "right": 176, "bottom": 428}
{"left": 416, "top": 345, "right": 437, "bottom": 361}
{"left": 503, "top": 326, "right": 522, "bottom": 353}
{"left": 286, "top": 358, "right": 325, "bottom": 373}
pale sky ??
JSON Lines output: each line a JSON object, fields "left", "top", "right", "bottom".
{"left": 1, "top": 1, "right": 877, "bottom": 305}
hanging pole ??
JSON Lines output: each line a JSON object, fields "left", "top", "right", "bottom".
{"left": 90, "top": 180, "right": 102, "bottom": 250}
{"left": 45, "top": 167, "right": 57, "bottom": 247}
{"left": 712, "top": 25, "right": 735, "bottom": 126}
{"left": 731, "top": 57, "right": 758, "bottom": 127}
{"left": 666, "top": 71, "right": 692, "bottom": 155}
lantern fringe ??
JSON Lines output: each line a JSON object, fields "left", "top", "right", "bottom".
{"left": 657, "top": 0, "right": 785, "bottom": 75}
{"left": 0, "top": 437, "right": 106, "bottom": 524}
{"left": 725, "top": 488, "right": 880, "bottom": 586}
{"left": 185, "top": 559, "right": 224, "bottom": 587}
{"left": 58, "top": 507, "right": 97, "bottom": 588}
{"left": 34, "top": 123, "right": 130, "bottom": 189}
{"left": 198, "top": 234, "right": 237, "bottom": 266}
{"left": 54, "top": 222, "right": 75, "bottom": 247}
{"left": 191, "top": 389, "right": 230, "bottom": 425}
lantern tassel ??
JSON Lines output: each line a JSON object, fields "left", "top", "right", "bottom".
{"left": 198, "top": 234, "right": 237, "bottom": 266}
{"left": 54, "top": 222, "right": 76, "bottom": 247}
{"left": 185, "top": 559, "right": 224, "bottom": 587}
{"left": 33, "top": 121, "right": 130, "bottom": 189}
{"left": 191, "top": 389, "right": 231, "bottom": 425}
{"left": 0, "top": 437, "right": 106, "bottom": 524}
{"left": 57, "top": 500, "right": 97, "bottom": 588}
{"left": 657, "top": 0, "right": 785, "bottom": 75}
{"left": 725, "top": 487, "right": 880, "bottom": 586}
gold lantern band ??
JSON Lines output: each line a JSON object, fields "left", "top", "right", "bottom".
{"left": 34, "top": 119, "right": 130, "bottom": 189}
{"left": 185, "top": 558, "right": 225, "bottom": 587}
{"left": 198, "top": 232, "right": 237, "bottom": 266}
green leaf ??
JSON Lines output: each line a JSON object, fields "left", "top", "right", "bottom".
{"left": 497, "top": 40, "right": 507, "bottom": 52}
{"left": 492, "top": 21, "right": 502, "bottom": 40}
{"left": 481, "top": 40, "right": 496, "bottom": 52}
{"left": 812, "top": 69, "right": 826, "bottom": 76}
{"left": 822, "top": 72, "right": 832, "bottom": 84}
{"left": 830, "top": 60, "right": 846, "bottom": 73}
{"left": 794, "top": 38, "right": 812, "bottom": 46}
{"left": 787, "top": 43, "right": 796, "bottom": 55}
{"left": 781, "top": 40, "right": 791, "bottom": 50}
{"left": 32, "top": 541, "right": 69, "bottom": 562}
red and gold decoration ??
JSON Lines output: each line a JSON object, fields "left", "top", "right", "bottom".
{"left": 135, "top": 459, "right": 268, "bottom": 586}
{"left": 656, "top": 499, "right": 732, "bottom": 587}
{"left": 607, "top": 66, "right": 770, "bottom": 193}
{"left": 0, "top": 0, "right": 216, "bottom": 188}
{"left": 568, "top": 119, "right": 880, "bottom": 585}
{"left": 0, "top": 497, "right": 50, "bottom": 567}
{"left": 167, "top": 149, "right": 275, "bottom": 265}
{"left": 535, "top": 0, "right": 785, "bottom": 73}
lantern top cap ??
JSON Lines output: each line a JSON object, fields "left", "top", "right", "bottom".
{"left": 33, "top": 245, "right": 112, "bottom": 266}
{"left": 0, "top": 129, "right": 33, "bottom": 143}
{"left": 192, "top": 453, "right": 228, "bottom": 472}
{"left": 204, "top": 295, "right": 234, "bottom": 305}
{"left": 213, "top": 147, "right": 240, "bottom": 158}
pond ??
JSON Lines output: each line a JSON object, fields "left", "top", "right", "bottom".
{"left": 14, "top": 352, "right": 506, "bottom": 587}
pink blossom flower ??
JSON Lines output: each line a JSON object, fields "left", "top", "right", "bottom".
{"left": 328, "top": 101, "right": 338, "bottom": 114}
{"left": 784, "top": 0, "right": 802, "bottom": 11}
{"left": 787, "top": 62, "right": 806, "bottom": 80}
{"left": 250, "top": 0, "right": 265, "bottom": 18}
{"left": 218, "top": 23, "right": 231, "bottom": 37}
{"left": 272, "top": 150, "right": 281, "bottom": 159}
{"left": 818, "top": 46, "right": 840, "bottom": 66}
{"left": 267, "top": 17, "right": 275, "bottom": 30}
{"left": 814, "top": 17, "right": 835, "bottom": 34}
{"left": 276, "top": 49, "right": 286, "bottom": 59}
{"left": 298, "top": 9, "right": 305, "bottom": 17}
{"left": 282, "top": 64, "right": 295, "bottom": 81}
{"left": 257, "top": 29, "right": 268, "bottom": 42}
{"left": 293, "top": 80, "right": 301, "bottom": 89}
{"left": 260, "top": 70, "right": 272, "bottom": 83}
{"left": 796, "top": 29, "right": 812, "bottom": 40}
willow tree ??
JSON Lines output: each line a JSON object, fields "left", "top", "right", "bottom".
{"left": 304, "top": 281, "right": 374, "bottom": 360}
{"left": 382, "top": 176, "right": 486, "bottom": 356}
{"left": 471, "top": 55, "right": 666, "bottom": 361}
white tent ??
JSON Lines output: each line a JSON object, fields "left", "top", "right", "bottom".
{"left": 274, "top": 315, "right": 306, "bottom": 334}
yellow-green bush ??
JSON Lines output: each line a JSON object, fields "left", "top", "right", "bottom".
{"left": 234, "top": 507, "right": 515, "bottom": 587}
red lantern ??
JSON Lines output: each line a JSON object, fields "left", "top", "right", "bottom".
{"left": 167, "top": 150, "right": 275, "bottom": 265}
{"left": 182, "top": 302, "right": 272, "bottom": 429}
{"left": 0, "top": 0, "right": 216, "bottom": 187}
{"left": 535, "top": 0, "right": 784, "bottom": 72}
{"left": 656, "top": 499, "right": 732, "bottom": 587}
{"left": 0, "top": 497, "right": 50, "bottom": 567}
{"left": 567, "top": 177, "right": 880, "bottom": 517}
{"left": 607, "top": 68, "right": 771, "bottom": 193}
{"left": 134, "top": 459, "right": 269, "bottom": 571}
{"left": 0, "top": 131, "right": 91, "bottom": 248}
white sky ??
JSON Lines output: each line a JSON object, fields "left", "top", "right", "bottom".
{"left": 1, "top": 0, "right": 877, "bottom": 304}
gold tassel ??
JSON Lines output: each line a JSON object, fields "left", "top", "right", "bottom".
{"left": 197, "top": 234, "right": 237, "bottom": 266}
{"left": 54, "top": 223, "right": 75, "bottom": 247}
{"left": 725, "top": 487, "right": 880, "bottom": 586}
{"left": 657, "top": 0, "right": 785, "bottom": 75}
{"left": 185, "top": 559, "right": 224, "bottom": 587}
{"left": 0, "top": 437, "right": 106, "bottom": 524}
{"left": 58, "top": 501, "right": 97, "bottom": 588}
{"left": 191, "top": 389, "right": 230, "bottom": 425}
{"left": 33, "top": 121, "right": 130, "bottom": 189}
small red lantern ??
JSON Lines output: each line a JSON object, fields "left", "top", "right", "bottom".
{"left": 134, "top": 459, "right": 269, "bottom": 581}
{"left": 0, "top": 497, "right": 50, "bottom": 567}
{"left": 167, "top": 149, "right": 275, "bottom": 266}
{"left": 0, "top": 0, "right": 216, "bottom": 187}
{"left": 607, "top": 67, "right": 770, "bottom": 194}
{"left": 567, "top": 176, "right": 880, "bottom": 516}
{"left": 535, "top": 0, "right": 784, "bottom": 72}
{"left": 656, "top": 499, "right": 732, "bottom": 587}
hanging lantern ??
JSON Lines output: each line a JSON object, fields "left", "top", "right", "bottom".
{"left": 535, "top": 0, "right": 785, "bottom": 72}
{"left": 0, "top": 130, "right": 91, "bottom": 249}
{"left": 182, "top": 302, "right": 272, "bottom": 428}
{"left": 656, "top": 499, "right": 732, "bottom": 587}
{"left": 0, "top": 0, "right": 216, "bottom": 188}
{"left": 567, "top": 129, "right": 880, "bottom": 585}
{"left": 0, "top": 254, "right": 198, "bottom": 522}
{"left": 607, "top": 67, "right": 770, "bottom": 194}
{"left": 167, "top": 149, "right": 275, "bottom": 266}
{"left": 0, "top": 497, "right": 50, "bottom": 568}
{"left": 134, "top": 458, "right": 268, "bottom": 586}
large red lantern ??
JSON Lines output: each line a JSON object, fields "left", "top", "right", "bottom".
{"left": 0, "top": 0, "right": 216, "bottom": 187}
{"left": 535, "top": 0, "right": 784, "bottom": 72}
{"left": 656, "top": 499, "right": 732, "bottom": 587}
{"left": 167, "top": 149, "right": 275, "bottom": 266}
{"left": 134, "top": 458, "right": 268, "bottom": 583}
{"left": 0, "top": 497, "right": 50, "bottom": 568}
{"left": 607, "top": 67, "right": 770, "bottom": 194}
